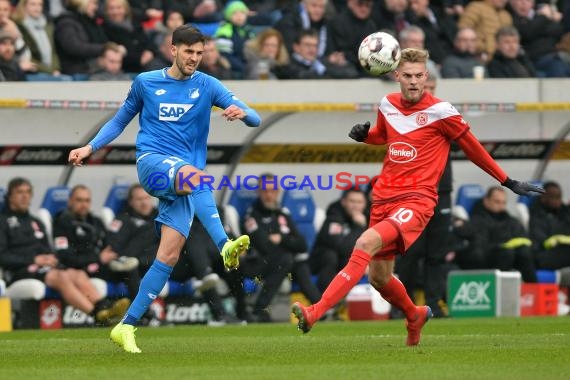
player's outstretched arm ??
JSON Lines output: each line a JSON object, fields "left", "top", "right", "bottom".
{"left": 501, "top": 178, "right": 545, "bottom": 196}
{"left": 221, "top": 104, "right": 261, "bottom": 127}
{"left": 456, "top": 131, "right": 544, "bottom": 196}
{"left": 68, "top": 145, "right": 93, "bottom": 167}
{"left": 348, "top": 121, "right": 370, "bottom": 142}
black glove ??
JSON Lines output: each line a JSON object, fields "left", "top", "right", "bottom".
{"left": 502, "top": 177, "right": 545, "bottom": 196}
{"left": 349, "top": 121, "right": 371, "bottom": 142}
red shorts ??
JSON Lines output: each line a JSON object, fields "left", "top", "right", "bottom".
{"left": 369, "top": 197, "right": 436, "bottom": 260}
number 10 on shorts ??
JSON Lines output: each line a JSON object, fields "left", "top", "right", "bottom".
{"left": 389, "top": 208, "right": 414, "bottom": 225}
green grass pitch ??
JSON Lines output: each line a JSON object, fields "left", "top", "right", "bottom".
{"left": 1, "top": 317, "right": 569, "bottom": 380}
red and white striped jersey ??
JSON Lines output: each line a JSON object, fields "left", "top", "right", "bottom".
{"left": 365, "top": 92, "right": 469, "bottom": 203}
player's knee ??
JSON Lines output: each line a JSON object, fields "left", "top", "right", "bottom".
{"left": 156, "top": 249, "right": 180, "bottom": 267}
{"left": 354, "top": 230, "right": 382, "bottom": 253}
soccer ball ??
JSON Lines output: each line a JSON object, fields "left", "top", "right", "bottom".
{"left": 358, "top": 32, "right": 401, "bottom": 76}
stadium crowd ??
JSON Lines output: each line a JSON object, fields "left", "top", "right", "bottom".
{"left": 0, "top": 0, "right": 569, "bottom": 81}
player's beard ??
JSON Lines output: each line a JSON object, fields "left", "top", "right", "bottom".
{"left": 403, "top": 87, "right": 423, "bottom": 103}
{"left": 175, "top": 55, "right": 198, "bottom": 77}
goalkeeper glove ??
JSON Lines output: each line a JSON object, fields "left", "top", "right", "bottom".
{"left": 544, "top": 235, "right": 570, "bottom": 250}
{"left": 349, "top": 121, "right": 371, "bottom": 142}
{"left": 501, "top": 237, "right": 532, "bottom": 250}
{"left": 501, "top": 178, "right": 545, "bottom": 196}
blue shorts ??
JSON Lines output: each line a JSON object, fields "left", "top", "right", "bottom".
{"left": 137, "top": 153, "right": 195, "bottom": 237}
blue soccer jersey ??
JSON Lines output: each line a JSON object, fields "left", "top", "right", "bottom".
{"left": 89, "top": 69, "right": 261, "bottom": 169}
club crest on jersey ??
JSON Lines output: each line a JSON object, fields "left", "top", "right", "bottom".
{"left": 416, "top": 112, "right": 428, "bottom": 126}
{"left": 388, "top": 142, "right": 417, "bottom": 163}
{"left": 189, "top": 88, "right": 200, "bottom": 99}
{"left": 159, "top": 103, "right": 193, "bottom": 121}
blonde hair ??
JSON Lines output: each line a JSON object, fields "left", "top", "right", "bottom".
{"left": 398, "top": 48, "right": 429, "bottom": 67}
{"left": 245, "top": 28, "right": 289, "bottom": 66}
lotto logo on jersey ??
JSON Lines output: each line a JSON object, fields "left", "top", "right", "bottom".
{"left": 388, "top": 142, "right": 417, "bottom": 163}
{"left": 159, "top": 103, "right": 193, "bottom": 121}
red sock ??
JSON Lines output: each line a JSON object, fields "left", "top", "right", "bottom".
{"left": 377, "top": 275, "right": 417, "bottom": 320}
{"left": 310, "top": 249, "right": 371, "bottom": 320}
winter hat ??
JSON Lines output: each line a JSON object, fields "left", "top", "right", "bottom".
{"left": 224, "top": 1, "right": 249, "bottom": 21}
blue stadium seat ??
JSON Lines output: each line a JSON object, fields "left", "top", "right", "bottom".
{"left": 40, "top": 186, "right": 70, "bottom": 216}
{"left": 281, "top": 188, "right": 319, "bottom": 249}
{"left": 36, "top": 186, "right": 70, "bottom": 246}
{"left": 228, "top": 188, "right": 258, "bottom": 220}
{"left": 100, "top": 184, "right": 130, "bottom": 228}
{"left": 453, "top": 184, "right": 485, "bottom": 220}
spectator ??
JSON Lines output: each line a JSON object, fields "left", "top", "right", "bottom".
{"left": 214, "top": 0, "right": 255, "bottom": 78}
{"left": 107, "top": 184, "right": 158, "bottom": 274}
{"left": 371, "top": 0, "right": 409, "bottom": 37}
{"left": 144, "top": 32, "right": 173, "bottom": 71}
{"left": 243, "top": 173, "right": 321, "bottom": 322}
{"left": 441, "top": 27, "right": 487, "bottom": 78}
{"left": 328, "top": 0, "right": 378, "bottom": 77}
{"left": 0, "top": 178, "right": 126, "bottom": 324}
{"left": 508, "top": 0, "right": 570, "bottom": 77}
{"left": 275, "top": 29, "right": 358, "bottom": 79}
{"left": 242, "top": 0, "right": 285, "bottom": 27}
{"left": 244, "top": 27, "right": 290, "bottom": 80}
{"left": 0, "top": 0, "right": 36, "bottom": 72}
{"left": 529, "top": 181, "right": 570, "bottom": 270}
{"left": 406, "top": 0, "right": 456, "bottom": 65}
{"left": 398, "top": 25, "right": 441, "bottom": 77}
{"left": 102, "top": 0, "right": 156, "bottom": 74}
{"left": 310, "top": 187, "right": 367, "bottom": 293}
{"left": 0, "top": 30, "right": 25, "bottom": 80}
{"left": 453, "top": 186, "right": 537, "bottom": 282}
{"left": 126, "top": 0, "right": 163, "bottom": 30}
{"left": 163, "top": 0, "right": 224, "bottom": 24}
{"left": 458, "top": 0, "right": 513, "bottom": 62}
{"left": 199, "top": 36, "right": 233, "bottom": 79}
{"left": 13, "top": 0, "right": 71, "bottom": 81}
{"left": 54, "top": 0, "right": 109, "bottom": 78}
{"left": 275, "top": 0, "right": 331, "bottom": 57}
{"left": 53, "top": 185, "right": 141, "bottom": 300}
{"left": 89, "top": 42, "right": 132, "bottom": 80}
{"left": 487, "top": 26, "right": 536, "bottom": 77}
{"left": 149, "top": 9, "right": 184, "bottom": 50}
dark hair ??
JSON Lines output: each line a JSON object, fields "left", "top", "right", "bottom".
{"left": 485, "top": 186, "right": 505, "bottom": 199}
{"left": 70, "top": 184, "right": 89, "bottom": 197}
{"left": 542, "top": 181, "right": 560, "bottom": 192}
{"left": 172, "top": 25, "right": 206, "bottom": 46}
{"left": 127, "top": 183, "right": 144, "bottom": 201}
{"left": 294, "top": 29, "right": 319, "bottom": 44}
{"left": 5, "top": 177, "right": 32, "bottom": 209}
{"left": 342, "top": 186, "right": 366, "bottom": 199}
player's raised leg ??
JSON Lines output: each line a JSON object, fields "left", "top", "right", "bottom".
{"left": 176, "top": 166, "right": 249, "bottom": 270}
{"left": 292, "top": 222, "right": 396, "bottom": 333}
{"left": 111, "top": 225, "right": 184, "bottom": 353}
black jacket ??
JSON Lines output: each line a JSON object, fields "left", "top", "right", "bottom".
{"left": 54, "top": 11, "right": 107, "bottom": 75}
{"left": 0, "top": 209, "right": 52, "bottom": 274}
{"left": 107, "top": 206, "right": 159, "bottom": 268}
{"left": 510, "top": 11, "right": 564, "bottom": 61}
{"left": 529, "top": 202, "right": 570, "bottom": 253}
{"left": 487, "top": 51, "right": 536, "bottom": 78}
{"left": 311, "top": 200, "right": 367, "bottom": 259}
{"left": 243, "top": 199, "right": 307, "bottom": 257}
{"left": 52, "top": 209, "right": 108, "bottom": 269}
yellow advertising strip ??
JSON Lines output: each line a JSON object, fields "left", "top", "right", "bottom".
{"left": 516, "top": 103, "right": 570, "bottom": 111}
{"left": 252, "top": 103, "right": 357, "bottom": 112}
{"left": 242, "top": 144, "right": 387, "bottom": 163}
{"left": 552, "top": 141, "right": 570, "bottom": 160}
{"left": 0, "top": 99, "right": 27, "bottom": 108}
